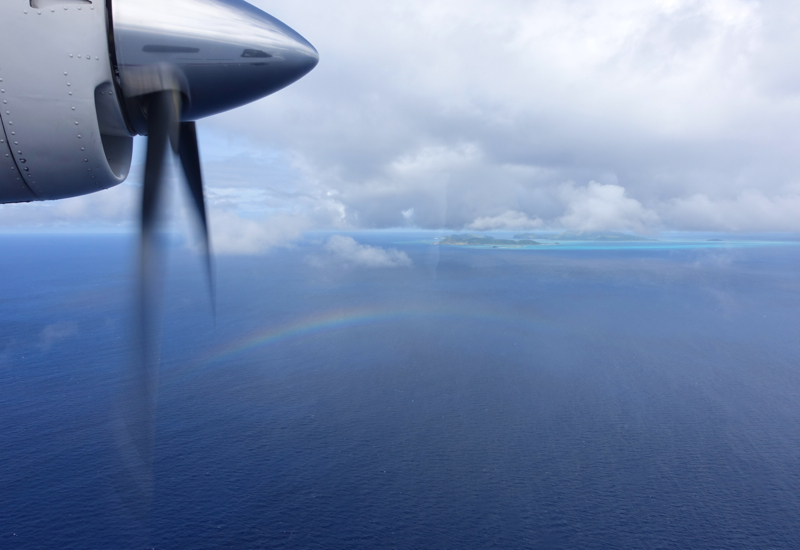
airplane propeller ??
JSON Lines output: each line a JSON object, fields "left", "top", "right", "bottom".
{"left": 117, "top": 86, "right": 222, "bottom": 512}
{"left": 118, "top": 87, "right": 217, "bottom": 513}
{"left": 105, "top": 0, "right": 319, "bottom": 515}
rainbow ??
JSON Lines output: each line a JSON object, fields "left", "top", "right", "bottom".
{"left": 171, "top": 303, "right": 549, "bottom": 381}
{"left": 201, "top": 306, "right": 424, "bottom": 367}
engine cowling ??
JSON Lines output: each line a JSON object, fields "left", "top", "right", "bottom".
{"left": 0, "top": 1, "right": 132, "bottom": 203}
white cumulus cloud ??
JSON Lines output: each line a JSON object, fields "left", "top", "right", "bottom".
{"left": 467, "top": 210, "right": 543, "bottom": 230}
{"left": 320, "top": 235, "right": 412, "bottom": 268}
{"left": 209, "top": 211, "right": 311, "bottom": 255}
{"left": 558, "top": 182, "right": 659, "bottom": 233}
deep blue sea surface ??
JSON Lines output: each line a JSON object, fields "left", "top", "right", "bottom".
{"left": 2, "top": 233, "right": 800, "bottom": 549}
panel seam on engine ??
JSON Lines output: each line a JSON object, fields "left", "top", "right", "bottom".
{"left": 104, "top": 0, "right": 135, "bottom": 135}
{"left": 0, "top": 110, "right": 40, "bottom": 200}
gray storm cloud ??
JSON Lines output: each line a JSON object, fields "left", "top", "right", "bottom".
{"left": 4, "top": 0, "right": 800, "bottom": 242}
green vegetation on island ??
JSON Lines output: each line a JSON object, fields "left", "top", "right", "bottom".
{"left": 513, "top": 231, "right": 652, "bottom": 242}
{"left": 437, "top": 230, "right": 653, "bottom": 247}
{"left": 438, "top": 234, "right": 541, "bottom": 246}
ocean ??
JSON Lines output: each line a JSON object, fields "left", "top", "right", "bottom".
{"left": 2, "top": 233, "right": 800, "bottom": 549}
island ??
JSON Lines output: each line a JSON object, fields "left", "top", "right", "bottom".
{"left": 513, "top": 231, "right": 653, "bottom": 242}
{"left": 437, "top": 234, "right": 541, "bottom": 246}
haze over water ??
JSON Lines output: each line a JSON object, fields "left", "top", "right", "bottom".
{"left": 2, "top": 233, "right": 800, "bottom": 549}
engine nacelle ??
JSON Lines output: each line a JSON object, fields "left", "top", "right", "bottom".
{"left": 0, "top": 1, "right": 133, "bottom": 203}
{"left": 0, "top": 0, "right": 318, "bottom": 205}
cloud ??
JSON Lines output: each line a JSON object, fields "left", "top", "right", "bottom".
{"left": 467, "top": 210, "right": 543, "bottom": 231}
{"left": 666, "top": 190, "right": 800, "bottom": 232}
{"left": 0, "top": 184, "right": 137, "bottom": 231}
{"left": 558, "top": 182, "right": 660, "bottom": 233}
{"left": 209, "top": 210, "right": 311, "bottom": 255}
{"left": 318, "top": 235, "right": 412, "bottom": 268}
{"left": 215, "top": 0, "right": 799, "bottom": 233}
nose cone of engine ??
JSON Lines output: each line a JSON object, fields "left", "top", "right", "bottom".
{"left": 112, "top": 0, "right": 318, "bottom": 131}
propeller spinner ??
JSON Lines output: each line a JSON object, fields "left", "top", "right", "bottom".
{"left": 110, "top": 0, "right": 318, "bottom": 280}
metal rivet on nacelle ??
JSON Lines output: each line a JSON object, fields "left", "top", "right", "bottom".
{"left": 84, "top": 159, "right": 88, "bottom": 162}
{"left": 77, "top": 135, "right": 81, "bottom": 139}
{"left": 69, "top": 54, "right": 73, "bottom": 58}
{"left": 64, "top": 72, "right": 68, "bottom": 76}
{"left": 77, "top": 55, "right": 81, "bottom": 59}
{"left": 74, "top": 121, "right": 79, "bottom": 125}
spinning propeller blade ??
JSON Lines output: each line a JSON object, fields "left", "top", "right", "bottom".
{"left": 119, "top": 89, "right": 215, "bottom": 508}
{"left": 177, "top": 120, "right": 215, "bottom": 318}
{"left": 106, "top": 0, "right": 319, "bottom": 514}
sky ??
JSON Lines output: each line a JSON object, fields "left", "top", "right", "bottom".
{"left": 3, "top": 0, "right": 800, "bottom": 252}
